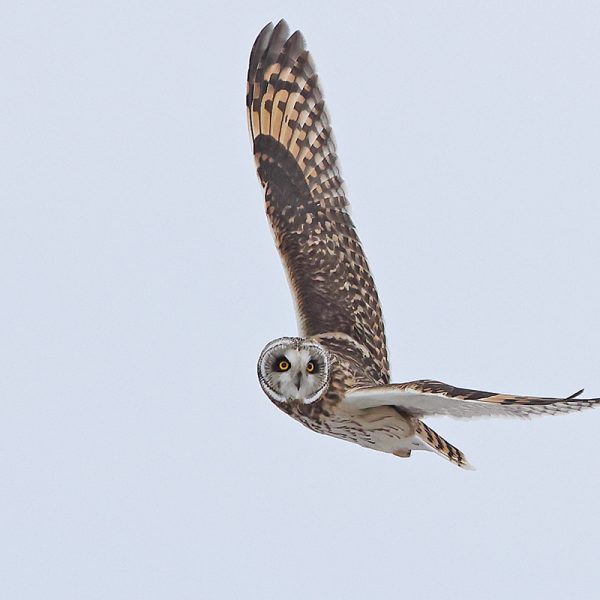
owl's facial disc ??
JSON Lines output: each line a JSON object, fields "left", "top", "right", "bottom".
{"left": 257, "top": 337, "right": 331, "bottom": 405}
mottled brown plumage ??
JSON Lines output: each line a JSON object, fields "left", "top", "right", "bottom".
{"left": 249, "top": 21, "right": 599, "bottom": 469}
{"left": 247, "top": 20, "right": 389, "bottom": 384}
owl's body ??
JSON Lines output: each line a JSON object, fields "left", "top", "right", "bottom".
{"left": 270, "top": 333, "right": 465, "bottom": 465}
{"left": 248, "top": 21, "right": 600, "bottom": 468}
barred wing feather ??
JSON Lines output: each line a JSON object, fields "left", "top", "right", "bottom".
{"left": 344, "top": 380, "right": 600, "bottom": 418}
{"left": 247, "top": 20, "right": 389, "bottom": 384}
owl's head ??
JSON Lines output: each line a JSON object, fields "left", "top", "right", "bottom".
{"left": 257, "top": 337, "right": 332, "bottom": 405}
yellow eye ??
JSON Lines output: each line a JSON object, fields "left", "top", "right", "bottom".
{"left": 278, "top": 360, "right": 290, "bottom": 372}
{"left": 306, "top": 361, "right": 315, "bottom": 373}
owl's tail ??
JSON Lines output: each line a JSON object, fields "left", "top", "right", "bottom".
{"left": 414, "top": 420, "right": 474, "bottom": 470}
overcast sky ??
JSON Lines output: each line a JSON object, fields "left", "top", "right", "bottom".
{"left": 2, "top": 1, "right": 600, "bottom": 599}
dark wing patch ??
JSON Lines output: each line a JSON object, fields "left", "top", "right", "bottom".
{"left": 344, "top": 379, "right": 600, "bottom": 418}
{"left": 247, "top": 20, "right": 389, "bottom": 383}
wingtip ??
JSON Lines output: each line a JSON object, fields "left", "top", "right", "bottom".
{"left": 271, "top": 18, "right": 290, "bottom": 44}
{"left": 565, "top": 388, "right": 585, "bottom": 401}
{"left": 253, "top": 21, "right": 274, "bottom": 50}
{"left": 258, "top": 21, "right": 274, "bottom": 35}
{"left": 250, "top": 20, "right": 306, "bottom": 74}
{"left": 248, "top": 22, "right": 275, "bottom": 80}
{"left": 284, "top": 29, "right": 306, "bottom": 56}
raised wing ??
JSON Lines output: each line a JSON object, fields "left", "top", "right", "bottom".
{"left": 247, "top": 20, "right": 389, "bottom": 383}
{"left": 344, "top": 380, "right": 600, "bottom": 419}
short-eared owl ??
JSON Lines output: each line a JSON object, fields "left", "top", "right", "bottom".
{"left": 247, "top": 20, "right": 599, "bottom": 468}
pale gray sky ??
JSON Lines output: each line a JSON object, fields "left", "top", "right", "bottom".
{"left": 2, "top": 1, "right": 600, "bottom": 599}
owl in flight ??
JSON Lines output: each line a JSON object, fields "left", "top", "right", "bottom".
{"left": 247, "top": 20, "right": 599, "bottom": 468}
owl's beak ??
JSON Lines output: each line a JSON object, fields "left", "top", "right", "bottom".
{"left": 294, "top": 372, "right": 302, "bottom": 390}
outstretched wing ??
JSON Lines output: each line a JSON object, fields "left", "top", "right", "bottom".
{"left": 247, "top": 20, "right": 389, "bottom": 383}
{"left": 343, "top": 380, "right": 600, "bottom": 418}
